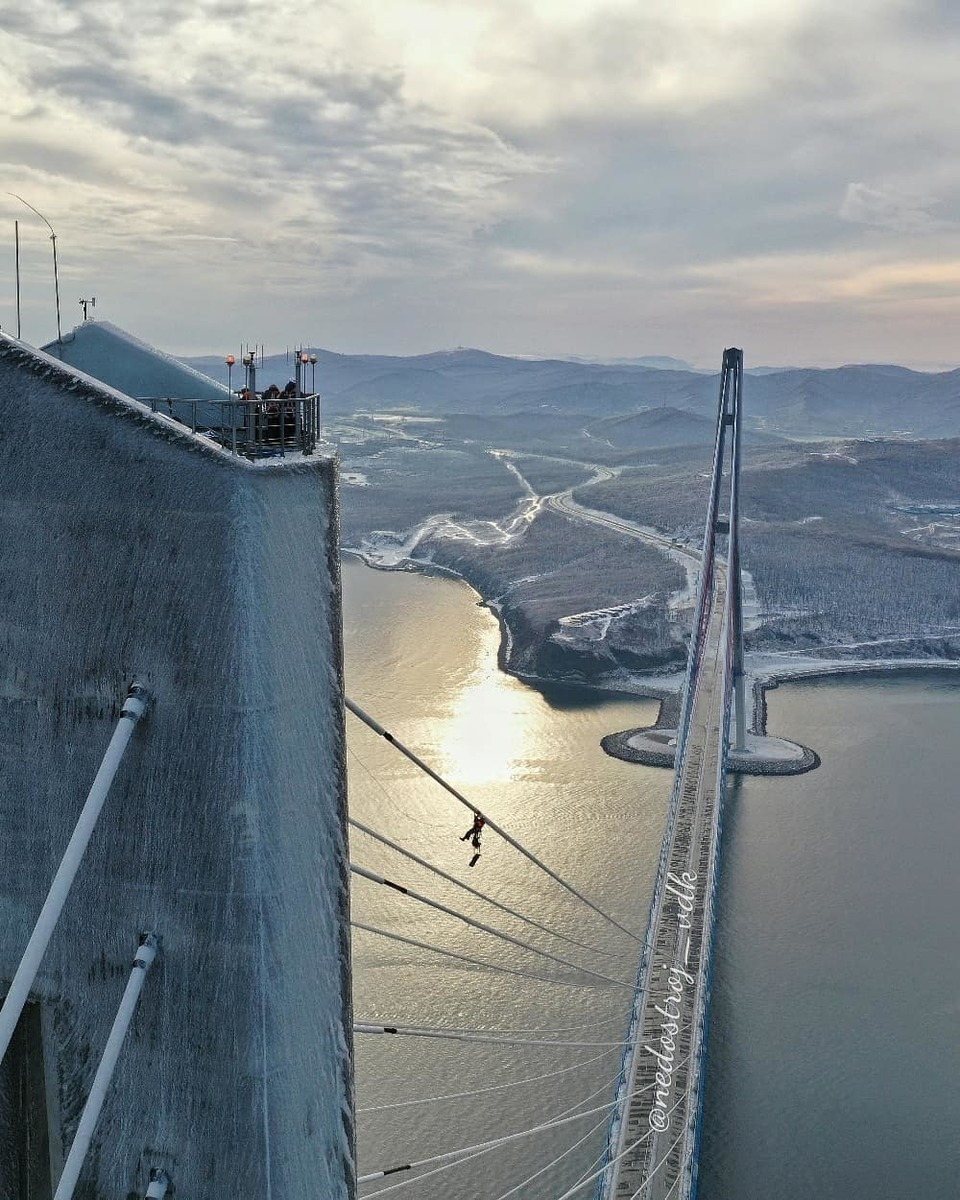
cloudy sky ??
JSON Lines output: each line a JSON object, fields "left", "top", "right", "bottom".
{"left": 1, "top": 0, "right": 959, "bottom": 367}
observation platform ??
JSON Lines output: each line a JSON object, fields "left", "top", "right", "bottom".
{"left": 142, "top": 393, "right": 321, "bottom": 459}
{"left": 38, "top": 318, "right": 324, "bottom": 461}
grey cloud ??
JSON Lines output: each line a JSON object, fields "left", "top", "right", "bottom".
{"left": 0, "top": 0, "right": 193, "bottom": 51}
{"left": 6, "top": 0, "right": 960, "bottom": 366}
{"left": 472, "top": 0, "right": 960, "bottom": 282}
{"left": 839, "top": 183, "right": 941, "bottom": 232}
{"left": 44, "top": 64, "right": 211, "bottom": 147}
{"left": 303, "top": 67, "right": 404, "bottom": 112}
{"left": 13, "top": 20, "right": 535, "bottom": 275}
{"left": 0, "top": 136, "right": 107, "bottom": 182}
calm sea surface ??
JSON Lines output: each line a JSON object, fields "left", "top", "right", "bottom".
{"left": 342, "top": 558, "right": 960, "bottom": 1200}
{"left": 699, "top": 673, "right": 960, "bottom": 1200}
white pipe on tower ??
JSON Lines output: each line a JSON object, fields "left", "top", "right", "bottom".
{"left": 0, "top": 684, "right": 150, "bottom": 1066}
{"left": 53, "top": 935, "right": 159, "bottom": 1200}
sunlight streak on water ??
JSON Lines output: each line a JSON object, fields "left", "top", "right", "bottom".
{"left": 434, "top": 663, "right": 534, "bottom": 788}
{"left": 342, "top": 559, "right": 664, "bottom": 1199}
{"left": 343, "top": 559, "right": 960, "bottom": 1200}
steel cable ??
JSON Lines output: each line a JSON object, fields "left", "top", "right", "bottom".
{"left": 352, "top": 863, "right": 632, "bottom": 989}
{"left": 350, "top": 814, "right": 626, "bottom": 959}
{"left": 356, "top": 1046, "right": 620, "bottom": 1114}
{"left": 346, "top": 696, "right": 642, "bottom": 943}
{"left": 352, "top": 921, "right": 632, "bottom": 992}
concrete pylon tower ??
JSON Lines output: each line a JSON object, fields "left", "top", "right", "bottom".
{"left": 698, "top": 346, "right": 747, "bottom": 750}
{"left": 0, "top": 332, "right": 354, "bottom": 1199}
{"left": 719, "top": 346, "right": 747, "bottom": 750}
{"left": 604, "top": 347, "right": 815, "bottom": 776}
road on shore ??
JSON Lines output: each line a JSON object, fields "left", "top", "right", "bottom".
{"left": 546, "top": 490, "right": 701, "bottom": 573}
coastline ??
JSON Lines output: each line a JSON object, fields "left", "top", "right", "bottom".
{"left": 341, "top": 546, "right": 960, "bottom": 738}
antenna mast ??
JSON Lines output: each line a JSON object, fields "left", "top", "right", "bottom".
{"left": 14, "top": 220, "right": 21, "bottom": 339}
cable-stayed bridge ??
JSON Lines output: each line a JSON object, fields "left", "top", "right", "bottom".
{"left": 0, "top": 332, "right": 746, "bottom": 1199}
{"left": 598, "top": 348, "right": 744, "bottom": 1200}
{"left": 348, "top": 349, "right": 748, "bottom": 1199}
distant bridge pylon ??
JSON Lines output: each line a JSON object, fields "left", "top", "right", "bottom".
{"left": 716, "top": 347, "right": 746, "bottom": 749}
{"left": 599, "top": 346, "right": 747, "bottom": 1200}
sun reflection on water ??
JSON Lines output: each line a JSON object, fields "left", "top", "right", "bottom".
{"left": 431, "top": 661, "right": 537, "bottom": 787}
{"left": 342, "top": 558, "right": 668, "bottom": 1200}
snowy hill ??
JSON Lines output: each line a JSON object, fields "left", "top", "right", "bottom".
{"left": 183, "top": 347, "right": 960, "bottom": 437}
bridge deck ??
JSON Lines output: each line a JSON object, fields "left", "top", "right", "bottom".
{"left": 606, "top": 569, "right": 728, "bottom": 1200}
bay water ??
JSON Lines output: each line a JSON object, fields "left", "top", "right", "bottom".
{"left": 342, "top": 558, "right": 960, "bottom": 1199}
{"left": 699, "top": 673, "right": 960, "bottom": 1200}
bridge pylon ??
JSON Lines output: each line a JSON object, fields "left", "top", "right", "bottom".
{"left": 597, "top": 347, "right": 753, "bottom": 1200}
{"left": 605, "top": 345, "right": 816, "bottom": 777}
{"left": 717, "top": 347, "right": 747, "bottom": 751}
{"left": 697, "top": 347, "right": 747, "bottom": 749}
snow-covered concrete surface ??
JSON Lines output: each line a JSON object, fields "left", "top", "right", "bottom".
{"left": 0, "top": 332, "right": 354, "bottom": 1198}
{"left": 41, "top": 319, "right": 236, "bottom": 433}
{"left": 42, "top": 320, "right": 228, "bottom": 402}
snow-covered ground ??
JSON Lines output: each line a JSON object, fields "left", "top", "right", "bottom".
{"left": 554, "top": 596, "right": 656, "bottom": 643}
{"left": 579, "top": 650, "right": 960, "bottom": 735}
{"left": 352, "top": 451, "right": 563, "bottom": 567}
{"left": 348, "top": 451, "right": 773, "bottom": 678}
{"left": 343, "top": 445, "right": 960, "bottom": 722}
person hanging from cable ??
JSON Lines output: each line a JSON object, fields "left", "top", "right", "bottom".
{"left": 460, "top": 811, "right": 485, "bottom": 866}
{"left": 460, "top": 812, "right": 485, "bottom": 847}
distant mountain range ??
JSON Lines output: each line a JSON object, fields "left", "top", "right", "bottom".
{"left": 181, "top": 347, "right": 960, "bottom": 439}
{"left": 177, "top": 339, "right": 960, "bottom": 681}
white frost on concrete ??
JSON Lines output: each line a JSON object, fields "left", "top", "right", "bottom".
{"left": 42, "top": 320, "right": 229, "bottom": 401}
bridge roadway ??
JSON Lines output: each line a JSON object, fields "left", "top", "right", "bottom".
{"left": 605, "top": 564, "right": 729, "bottom": 1200}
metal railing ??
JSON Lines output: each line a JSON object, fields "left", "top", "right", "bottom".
{"left": 142, "top": 394, "right": 321, "bottom": 459}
